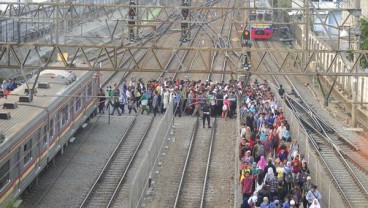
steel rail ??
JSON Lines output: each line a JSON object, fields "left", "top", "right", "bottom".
{"left": 285, "top": 96, "right": 354, "bottom": 208}
{"left": 173, "top": 118, "right": 199, "bottom": 207}
{"left": 158, "top": 0, "right": 221, "bottom": 80}
{"left": 253, "top": 40, "right": 356, "bottom": 207}
{"left": 78, "top": 117, "right": 136, "bottom": 207}
{"left": 106, "top": 116, "right": 154, "bottom": 208}
{"left": 265, "top": 40, "right": 368, "bottom": 175}
{"left": 263, "top": 40, "right": 360, "bottom": 149}
{"left": 262, "top": 40, "right": 368, "bottom": 206}
{"left": 200, "top": 118, "right": 217, "bottom": 208}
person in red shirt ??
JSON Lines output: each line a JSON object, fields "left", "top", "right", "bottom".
{"left": 241, "top": 170, "right": 256, "bottom": 201}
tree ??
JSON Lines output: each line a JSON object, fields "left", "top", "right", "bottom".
{"left": 360, "top": 18, "right": 368, "bottom": 68}
{"left": 273, "top": 0, "right": 292, "bottom": 8}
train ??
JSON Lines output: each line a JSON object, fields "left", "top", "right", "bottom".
{"left": 0, "top": 69, "right": 99, "bottom": 206}
{"left": 248, "top": 0, "right": 273, "bottom": 40}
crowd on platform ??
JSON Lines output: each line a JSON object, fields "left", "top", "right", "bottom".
{"left": 237, "top": 79, "right": 322, "bottom": 208}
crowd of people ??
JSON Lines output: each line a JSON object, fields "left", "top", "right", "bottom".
{"left": 0, "top": 78, "right": 18, "bottom": 97}
{"left": 97, "top": 77, "right": 237, "bottom": 124}
{"left": 237, "top": 79, "right": 322, "bottom": 208}
{"left": 96, "top": 76, "right": 322, "bottom": 208}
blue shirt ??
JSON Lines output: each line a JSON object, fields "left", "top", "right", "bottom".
{"left": 174, "top": 93, "right": 181, "bottom": 104}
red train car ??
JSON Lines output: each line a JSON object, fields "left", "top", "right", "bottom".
{"left": 249, "top": 0, "right": 273, "bottom": 40}
{"left": 250, "top": 24, "right": 273, "bottom": 40}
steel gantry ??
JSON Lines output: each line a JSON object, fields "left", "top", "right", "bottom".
{"left": 1, "top": 1, "right": 368, "bottom": 110}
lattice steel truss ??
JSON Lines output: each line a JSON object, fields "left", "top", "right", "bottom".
{"left": 0, "top": 1, "right": 367, "bottom": 77}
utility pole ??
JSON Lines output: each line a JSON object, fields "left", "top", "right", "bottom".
{"left": 351, "top": 0, "right": 360, "bottom": 127}
{"left": 302, "top": 0, "right": 310, "bottom": 68}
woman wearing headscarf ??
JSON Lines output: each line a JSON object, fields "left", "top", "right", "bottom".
{"left": 257, "top": 156, "right": 267, "bottom": 173}
{"left": 1, "top": 80, "right": 7, "bottom": 92}
{"left": 250, "top": 162, "right": 261, "bottom": 192}
{"left": 264, "top": 168, "right": 278, "bottom": 200}
{"left": 284, "top": 161, "right": 293, "bottom": 192}
{"left": 309, "top": 199, "right": 321, "bottom": 208}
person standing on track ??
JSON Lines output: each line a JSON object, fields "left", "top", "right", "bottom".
{"left": 110, "top": 84, "right": 122, "bottom": 116}
{"left": 222, "top": 95, "right": 230, "bottom": 120}
{"left": 201, "top": 102, "right": 211, "bottom": 128}
{"left": 173, "top": 88, "right": 182, "bottom": 117}
{"left": 127, "top": 96, "right": 137, "bottom": 114}
{"left": 152, "top": 91, "right": 159, "bottom": 117}
{"left": 278, "top": 84, "right": 285, "bottom": 98}
{"left": 98, "top": 88, "right": 106, "bottom": 114}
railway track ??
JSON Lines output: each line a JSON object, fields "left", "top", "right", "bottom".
{"left": 173, "top": 118, "right": 216, "bottom": 207}
{"left": 79, "top": 116, "right": 154, "bottom": 208}
{"left": 158, "top": 0, "right": 223, "bottom": 81}
{"left": 287, "top": 96, "right": 368, "bottom": 207}
{"left": 203, "top": 119, "right": 235, "bottom": 207}
{"left": 253, "top": 39, "right": 368, "bottom": 207}
{"left": 206, "top": 0, "right": 239, "bottom": 83}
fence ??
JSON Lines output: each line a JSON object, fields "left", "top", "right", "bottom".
{"left": 235, "top": 79, "right": 348, "bottom": 207}
{"left": 127, "top": 101, "right": 175, "bottom": 208}
{"left": 282, "top": 97, "right": 348, "bottom": 208}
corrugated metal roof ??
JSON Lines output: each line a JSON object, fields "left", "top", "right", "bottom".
{"left": 0, "top": 70, "right": 89, "bottom": 146}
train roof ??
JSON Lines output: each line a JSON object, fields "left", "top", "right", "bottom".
{"left": 0, "top": 69, "right": 90, "bottom": 149}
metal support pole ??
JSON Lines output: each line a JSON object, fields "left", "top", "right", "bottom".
{"left": 302, "top": 0, "right": 310, "bottom": 67}
{"left": 108, "top": 98, "right": 111, "bottom": 124}
{"left": 352, "top": 0, "right": 360, "bottom": 127}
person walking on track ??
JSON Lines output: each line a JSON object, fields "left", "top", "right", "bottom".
{"left": 201, "top": 102, "right": 211, "bottom": 128}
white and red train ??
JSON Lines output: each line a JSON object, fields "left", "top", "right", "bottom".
{"left": 249, "top": 0, "right": 273, "bottom": 40}
{"left": 0, "top": 69, "right": 99, "bottom": 206}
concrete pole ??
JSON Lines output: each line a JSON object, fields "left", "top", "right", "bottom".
{"left": 351, "top": 0, "right": 360, "bottom": 127}
{"left": 64, "top": 0, "right": 68, "bottom": 44}
{"left": 302, "top": 0, "right": 310, "bottom": 68}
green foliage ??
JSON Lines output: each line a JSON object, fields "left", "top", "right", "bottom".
{"left": 346, "top": 49, "right": 354, "bottom": 62}
{"left": 273, "top": 0, "right": 292, "bottom": 8}
{"left": 0, "top": 77, "right": 4, "bottom": 84}
{"left": 41, "top": 54, "right": 49, "bottom": 62}
{"left": 360, "top": 18, "right": 368, "bottom": 68}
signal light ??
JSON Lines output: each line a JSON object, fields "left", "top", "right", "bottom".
{"left": 181, "top": 3, "right": 189, "bottom": 18}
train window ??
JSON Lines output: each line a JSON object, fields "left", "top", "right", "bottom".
{"left": 255, "top": 30, "right": 265, "bottom": 35}
{"left": 87, "top": 83, "right": 92, "bottom": 100}
{"left": 265, "top": 14, "right": 272, "bottom": 21}
{"left": 0, "top": 160, "right": 10, "bottom": 191}
{"left": 257, "top": 14, "right": 263, "bottom": 21}
{"left": 50, "top": 119, "right": 54, "bottom": 138}
{"left": 249, "top": 14, "right": 256, "bottom": 21}
{"left": 61, "top": 105, "right": 69, "bottom": 126}
{"left": 76, "top": 92, "right": 82, "bottom": 112}
{"left": 43, "top": 125, "right": 48, "bottom": 146}
{"left": 24, "top": 139, "right": 33, "bottom": 165}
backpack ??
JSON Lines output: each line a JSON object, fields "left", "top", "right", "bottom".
{"left": 255, "top": 195, "right": 263, "bottom": 207}
{"left": 256, "top": 144, "right": 265, "bottom": 157}
{"left": 284, "top": 171, "right": 293, "bottom": 183}
{"left": 294, "top": 173, "right": 300, "bottom": 184}
{"left": 222, "top": 104, "right": 228, "bottom": 111}
{"left": 300, "top": 171, "right": 308, "bottom": 183}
